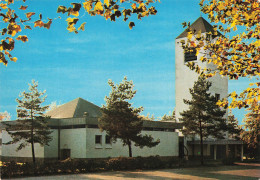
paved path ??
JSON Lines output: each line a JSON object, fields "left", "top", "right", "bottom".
{"left": 6, "top": 163, "right": 260, "bottom": 180}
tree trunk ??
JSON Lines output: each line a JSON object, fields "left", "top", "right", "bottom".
{"left": 30, "top": 111, "right": 35, "bottom": 164}
{"left": 127, "top": 139, "right": 132, "bottom": 157}
{"left": 199, "top": 120, "right": 204, "bottom": 165}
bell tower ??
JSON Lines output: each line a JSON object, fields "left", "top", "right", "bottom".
{"left": 175, "top": 17, "right": 228, "bottom": 122}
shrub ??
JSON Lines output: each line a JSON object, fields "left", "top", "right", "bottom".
{"left": 1, "top": 156, "right": 180, "bottom": 178}
{"left": 222, "top": 157, "right": 235, "bottom": 165}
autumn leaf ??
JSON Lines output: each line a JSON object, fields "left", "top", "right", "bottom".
{"left": 0, "top": 3, "right": 8, "bottom": 9}
{"left": 10, "top": 57, "right": 17, "bottom": 62}
{"left": 67, "top": 24, "right": 76, "bottom": 33}
{"left": 66, "top": 17, "right": 79, "bottom": 25}
{"left": 83, "top": 1, "right": 93, "bottom": 12}
{"left": 104, "top": 0, "right": 110, "bottom": 6}
{"left": 26, "top": 12, "right": 35, "bottom": 19}
{"left": 19, "top": 5, "right": 28, "bottom": 10}
{"left": 129, "top": 22, "right": 135, "bottom": 30}
{"left": 16, "top": 35, "right": 28, "bottom": 42}
{"left": 78, "top": 22, "right": 86, "bottom": 31}
{"left": 57, "top": 6, "right": 67, "bottom": 13}
{"left": 44, "top": 19, "right": 52, "bottom": 29}
{"left": 34, "top": 20, "right": 44, "bottom": 27}
{"left": 94, "top": 1, "right": 103, "bottom": 12}
{"left": 25, "top": 25, "right": 32, "bottom": 30}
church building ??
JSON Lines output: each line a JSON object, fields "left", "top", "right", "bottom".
{"left": 1, "top": 98, "right": 181, "bottom": 162}
{"left": 175, "top": 17, "right": 243, "bottom": 160}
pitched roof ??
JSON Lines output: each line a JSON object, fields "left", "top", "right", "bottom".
{"left": 45, "top": 97, "right": 102, "bottom": 118}
{"left": 176, "top": 17, "right": 220, "bottom": 39}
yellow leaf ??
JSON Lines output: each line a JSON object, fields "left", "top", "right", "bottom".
{"left": 218, "top": 2, "right": 225, "bottom": 11}
{"left": 187, "top": 31, "right": 192, "bottom": 40}
{"left": 83, "top": 1, "right": 93, "bottom": 12}
{"left": 104, "top": 0, "right": 109, "bottom": 6}
{"left": 78, "top": 22, "right": 86, "bottom": 31}
{"left": 11, "top": 24, "right": 22, "bottom": 36}
{"left": 70, "top": 10, "right": 79, "bottom": 17}
{"left": 11, "top": 57, "right": 17, "bottom": 62}
{"left": 67, "top": 25, "right": 76, "bottom": 32}
{"left": 94, "top": 1, "right": 103, "bottom": 11}
{"left": 0, "top": 3, "right": 8, "bottom": 9}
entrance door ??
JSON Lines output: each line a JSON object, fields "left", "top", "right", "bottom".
{"left": 179, "top": 137, "right": 184, "bottom": 158}
{"left": 216, "top": 145, "right": 226, "bottom": 159}
{"left": 210, "top": 145, "right": 214, "bottom": 159}
{"left": 60, "top": 149, "right": 71, "bottom": 160}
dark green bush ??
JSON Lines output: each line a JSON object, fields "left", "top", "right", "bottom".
{"left": 1, "top": 156, "right": 181, "bottom": 178}
{"left": 222, "top": 157, "right": 235, "bottom": 165}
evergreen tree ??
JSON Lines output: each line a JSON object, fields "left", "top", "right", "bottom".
{"left": 99, "top": 77, "right": 160, "bottom": 157}
{"left": 180, "top": 77, "right": 227, "bottom": 165}
{"left": 161, "top": 109, "right": 176, "bottom": 122}
{"left": 241, "top": 100, "right": 260, "bottom": 158}
{"left": 227, "top": 110, "right": 242, "bottom": 140}
{"left": 4, "top": 80, "right": 52, "bottom": 164}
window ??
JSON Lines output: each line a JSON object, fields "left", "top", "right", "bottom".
{"left": 95, "top": 135, "right": 102, "bottom": 144}
{"left": 105, "top": 135, "right": 111, "bottom": 144}
{"left": 184, "top": 48, "right": 197, "bottom": 62}
{"left": 215, "top": 93, "right": 220, "bottom": 102}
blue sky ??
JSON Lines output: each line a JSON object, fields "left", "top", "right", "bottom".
{"left": 0, "top": 0, "right": 251, "bottom": 123}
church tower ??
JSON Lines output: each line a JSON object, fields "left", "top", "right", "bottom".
{"left": 175, "top": 17, "right": 228, "bottom": 122}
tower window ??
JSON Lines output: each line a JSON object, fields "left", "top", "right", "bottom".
{"left": 215, "top": 93, "right": 220, "bottom": 102}
{"left": 184, "top": 48, "right": 197, "bottom": 62}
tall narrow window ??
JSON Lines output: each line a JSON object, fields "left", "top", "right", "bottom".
{"left": 215, "top": 93, "right": 220, "bottom": 102}
{"left": 95, "top": 135, "right": 102, "bottom": 144}
{"left": 184, "top": 48, "right": 197, "bottom": 62}
{"left": 105, "top": 135, "right": 111, "bottom": 144}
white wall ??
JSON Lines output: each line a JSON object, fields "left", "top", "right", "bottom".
{"left": 2, "top": 130, "right": 44, "bottom": 158}
{"left": 60, "top": 128, "right": 86, "bottom": 158}
{"left": 85, "top": 128, "right": 179, "bottom": 158}
{"left": 44, "top": 129, "right": 58, "bottom": 158}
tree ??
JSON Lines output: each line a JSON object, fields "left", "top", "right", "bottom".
{"left": 1, "top": 0, "right": 159, "bottom": 66}
{"left": 181, "top": 0, "right": 260, "bottom": 111}
{"left": 161, "top": 109, "right": 176, "bottom": 122}
{"left": 241, "top": 100, "right": 260, "bottom": 158}
{"left": 0, "top": 111, "right": 11, "bottom": 121}
{"left": 4, "top": 80, "right": 52, "bottom": 164}
{"left": 99, "top": 77, "right": 160, "bottom": 157}
{"left": 180, "top": 77, "right": 227, "bottom": 165}
{"left": 227, "top": 110, "right": 242, "bottom": 140}
{"left": 139, "top": 113, "right": 156, "bottom": 121}
{"left": 46, "top": 101, "right": 61, "bottom": 113}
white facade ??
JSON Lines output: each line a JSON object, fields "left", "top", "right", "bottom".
{"left": 1, "top": 125, "right": 179, "bottom": 160}
{"left": 2, "top": 130, "right": 44, "bottom": 158}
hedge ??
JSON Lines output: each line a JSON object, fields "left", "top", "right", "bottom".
{"left": 1, "top": 156, "right": 181, "bottom": 178}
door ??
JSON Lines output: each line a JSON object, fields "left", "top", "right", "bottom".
{"left": 60, "top": 149, "right": 71, "bottom": 160}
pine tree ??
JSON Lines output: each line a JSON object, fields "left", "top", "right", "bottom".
{"left": 227, "top": 110, "right": 242, "bottom": 140}
{"left": 99, "top": 77, "right": 160, "bottom": 157}
{"left": 4, "top": 80, "right": 52, "bottom": 164}
{"left": 180, "top": 77, "right": 227, "bottom": 165}
{"left": 161, "top": 109, "right": 176, "bottom": 122}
